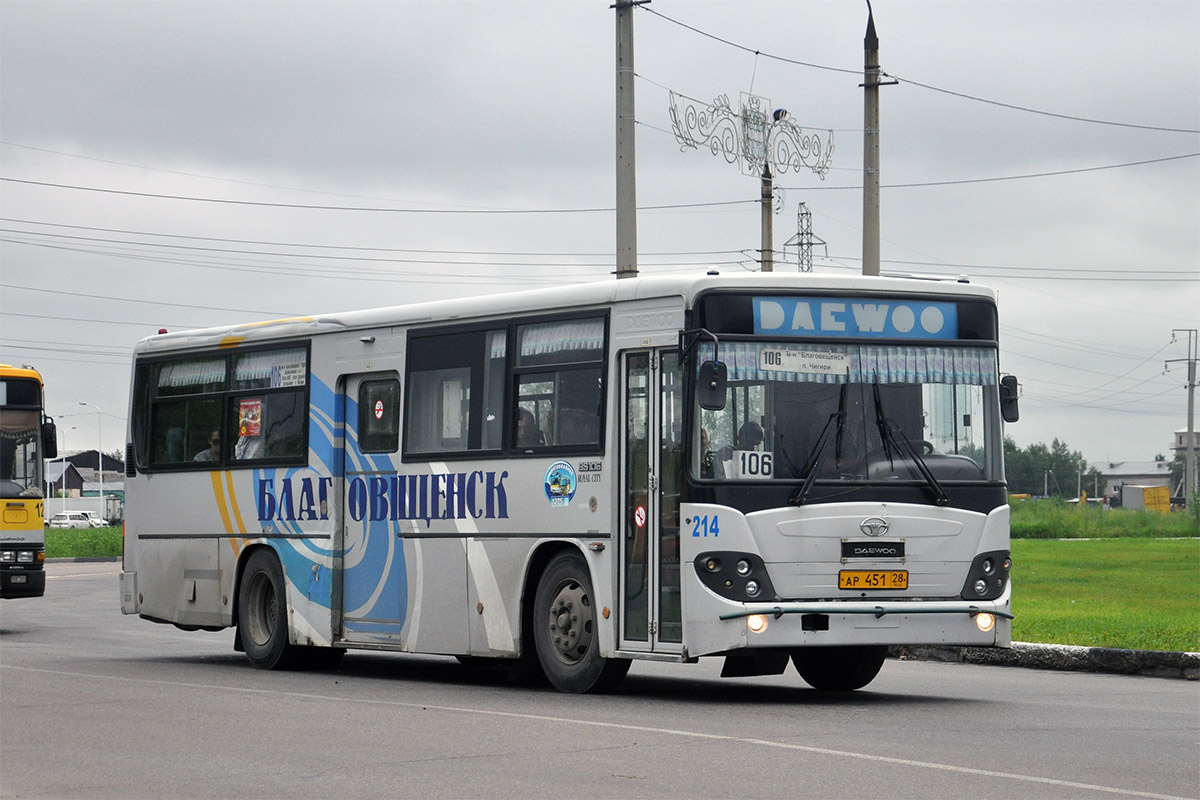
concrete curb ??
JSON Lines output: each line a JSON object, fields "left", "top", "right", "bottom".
{"left": 50, "top": 557, "right": 121, "bottom": 563}
{"left": 890, "top": 643, "right": 1199, "bottom": 681}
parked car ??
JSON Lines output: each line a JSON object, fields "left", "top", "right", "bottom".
{"left": 48, "top": 511, "right": 108, "bottom": 529}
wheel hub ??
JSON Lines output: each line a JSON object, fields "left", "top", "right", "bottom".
{"left": 547, "top": 580, "right": 592, "bottom": 664}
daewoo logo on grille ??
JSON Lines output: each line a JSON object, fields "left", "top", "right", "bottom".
{"left": 860, "top": 517, "right": 889, "bottom": 537}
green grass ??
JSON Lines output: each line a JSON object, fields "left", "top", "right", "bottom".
{"left": 43, "top": 520, "right": 1200, "bottom": 653}
{"left": 1010, "top": 499, "right": 1199, "bottom": 539}
{"left": 1012, "top": 538, "right": 1200, "bottom": 652}
{"left": 44, "top": 527, "right": 123, "bottom": 559}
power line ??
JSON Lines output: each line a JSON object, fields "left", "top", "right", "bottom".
{"left": 0, "top": 177, "right": 750, "bottom": 215}
{"left": 7, "top": 148, "right": 1190, "bottom": 214}
{"left": 0, "top": 218, "right": 748, "bottom": 260}
{"left": 885, "top": 74, "right": 1200, "bottom": 135}
{"left": 640, "top": 6, "right": 1200, "bottom": 135}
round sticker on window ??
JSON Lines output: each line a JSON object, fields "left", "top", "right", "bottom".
{"left": 544, "top": 461, "right": 577, "bottom": 507}
{"left": 374, "top": 399, "right": 385, "bottom": 420}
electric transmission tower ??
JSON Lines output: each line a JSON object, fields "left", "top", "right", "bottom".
{"left": 784, "top": 202, "right": 825, "bottom": 272}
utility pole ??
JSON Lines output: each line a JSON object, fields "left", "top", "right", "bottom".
{"left": 1167, "top": 329, "right": 1198, "bottom": 500}
{"left": 760, "top": 163, "right": 773, "bottom": 271}
{"left": 861, "top": 2, "right": 896, "bottom": 277}
{"left": 614, "top": 0, "right": 646, "bottom": 279}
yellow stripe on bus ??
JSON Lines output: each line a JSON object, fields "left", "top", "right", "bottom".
{"left": 209, "top": 471, "right": 235, "bottom": 535}
{"left": 224, "top": 471, "right": 250, "bottom": 557}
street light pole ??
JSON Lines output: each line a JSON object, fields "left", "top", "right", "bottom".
{"left": 79, "top": 402, "right": 103, "bottom": 522}
{"left": 58, "top": 426, "right": 75, "bottom": 513}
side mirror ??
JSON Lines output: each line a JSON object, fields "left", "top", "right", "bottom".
{"left": 697, "top": 361, "right": 728, "bottom": 411}
{"left": 1000, "top": 375, "right": 1020, "bottom": 423}
{"left": 42, "top": 418, "right": 58, "bottom": 460}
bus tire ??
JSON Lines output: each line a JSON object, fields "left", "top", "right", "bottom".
{"left": 533, "top": 551, "right": 630, "bottom": 694}
{"left": 792, "top": 645, "right": 887, "bottom": 691}
{"left": 237, "top": 548, "right": 300, "bottom": 670}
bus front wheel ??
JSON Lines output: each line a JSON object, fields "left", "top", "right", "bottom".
{"left": 533, "top": 551, "right": 630, "bottom": 694}
{"left": 792, "top": 645, "right": 887, "bottom": 691}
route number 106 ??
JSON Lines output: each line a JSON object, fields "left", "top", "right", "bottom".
{"left": 733, "top": 449, "right": 773, "bottom": 480}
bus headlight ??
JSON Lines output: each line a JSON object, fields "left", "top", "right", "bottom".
{"left": 0, "top": 551, "right": 13, "bottom": 563}
{"left": 975, "top": 612, "right": 996, "bottom": 632}
{"left": 17, "top": 550, "right": 34, "bottom": 563}
{"left": 960, "top": 550, "right": 1010, "bottom": 601}
{"left": 694, "top": 551, "right": 776, "bottom": 603}
{"left": 747, "top": 614, "right": 768, "bottom": 633}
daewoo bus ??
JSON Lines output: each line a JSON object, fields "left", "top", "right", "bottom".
{"left": 120, "top": 273, "right": 1019, "bottom": 692}
{"left": 1, "top": 364, "right": 57, "bottom": 599}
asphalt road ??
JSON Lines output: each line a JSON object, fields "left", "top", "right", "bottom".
{"left": 2, "top": 561, "right": 1197, "bottom": 800}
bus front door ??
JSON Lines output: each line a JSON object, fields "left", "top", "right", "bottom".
{"left": 620, "top": 349, "right": 682, "bottom": 653}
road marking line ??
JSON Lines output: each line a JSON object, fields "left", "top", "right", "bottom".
{"left": 1, "top": 663, "right": 1190, "bottom": 800}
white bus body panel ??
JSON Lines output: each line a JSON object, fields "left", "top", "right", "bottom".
{"left": 679, "top": 501, "right": 1011, "bottom": 657}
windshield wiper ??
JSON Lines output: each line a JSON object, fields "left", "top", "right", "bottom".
{"left": 871, "top": 381, "right": 949, "bottom": 506}
{"left": 789, "top": 383, "right": 847, "bottom": 506}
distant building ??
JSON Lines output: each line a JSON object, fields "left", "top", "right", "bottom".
{"left": 44, "top": 461, "right": 85, "bottom": 498}
{"left": 65, "top": 450, "right": 124, "bottom": 484}
{"left": 1097, "top": 460, "right": 1172, "bottom": 497}
{"left": 1171, "top": 428, "right": 1200, "bottom": 456}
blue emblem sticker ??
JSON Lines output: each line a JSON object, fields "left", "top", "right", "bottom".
{"left": 544, "top": 461, "right": 577, "bottom": 507}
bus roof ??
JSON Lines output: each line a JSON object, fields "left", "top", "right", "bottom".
{"left": 132, "top": 271, "right": 998, "bottom": 356}
{"left": 0, "top": 364, "right": 45, "bottom": 383}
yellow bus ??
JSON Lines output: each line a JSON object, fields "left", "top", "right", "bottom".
{"left": 1, "top": 364, "right": 57, "bottom": 599}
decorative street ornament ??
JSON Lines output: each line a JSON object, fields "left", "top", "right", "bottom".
{"left": 669, "top": 91, "right": 834, "bottom": 179}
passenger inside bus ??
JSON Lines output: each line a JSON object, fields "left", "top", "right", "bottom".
{"left": 699, "top": 427, "right": 724, "bottom": 478}
{"left": 193, "top": 431, "right": 219, "bottom": 462}
{"left": 516, "top": 407, "right": 545, "bottom": 448}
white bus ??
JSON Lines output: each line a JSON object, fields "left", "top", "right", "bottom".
{"left": 120, "top": 272, "right": 1019, "bottom": 692}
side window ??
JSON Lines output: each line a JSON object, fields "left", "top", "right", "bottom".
{"left": 404, "top": 328, "right": 506, "bottom": 457}
{"left": 357, "top": 378, "right": 401, "bottom": 453}
{"left": 513, "top": 317, "right": 605, "bottom": 451}
{"left": 229, "top": 348, "right": 308, "bottom": 464}
{"left": 140, "top": 346, "right": 309, "bottom": 470}
{"left": 149, "top": 356, "right": 226, "bottom": 466}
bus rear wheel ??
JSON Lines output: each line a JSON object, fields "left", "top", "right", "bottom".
{"left": 238, "top": 548, "right": 302, "bottom": 670}
{"left": 533, "top": 551, "right": 630, "bottom": 694}
{"left": 792, "top": 645, "right": 887, "bottom": 691}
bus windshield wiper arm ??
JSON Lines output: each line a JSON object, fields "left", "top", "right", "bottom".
{"left": 790, "top": 383, "right": 847, "bottom": 506}
{"left": 871, "top": 381, "right": 949, "bottom": 507}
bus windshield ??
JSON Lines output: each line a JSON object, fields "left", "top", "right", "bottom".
{"left": 694, "top": 341, "right": 1003, "bottom": 484}
{"left": 0, "top": 408, "right": 44, "bottom": 499}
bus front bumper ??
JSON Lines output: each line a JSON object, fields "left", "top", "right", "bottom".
{"left": 685, "top": 592, "right": 1013, "bottom": 657}
{"left": 1, "top": 567, "right": 46, "bottom": 599}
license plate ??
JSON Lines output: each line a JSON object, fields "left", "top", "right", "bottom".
{"left": 839, "top": 570, "right": 907, "bottom": 590}
{"left": 10, "top": 574, "right": 27, "bottom": 584}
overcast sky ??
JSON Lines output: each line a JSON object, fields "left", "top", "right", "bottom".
{"left": 1, "top": 0, "right": 1197, "bottom": 472}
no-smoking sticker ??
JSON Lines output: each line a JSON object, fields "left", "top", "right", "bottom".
{"left": 374, "top": 399, "right": 385, "bottom": 420}
{"left": 634, "top": 505, "right": 646, "bottom": 528}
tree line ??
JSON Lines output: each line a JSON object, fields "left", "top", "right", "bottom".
{"left": 1003, "top": 437, "right": 1185, "bottom": 500}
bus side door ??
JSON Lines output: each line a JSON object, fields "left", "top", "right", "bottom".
{"left": 619, "top": 349, "right": 683, "bottom": 653}
{"left": 338, "top": 372, "right": 408, "bottom": 644}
